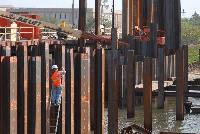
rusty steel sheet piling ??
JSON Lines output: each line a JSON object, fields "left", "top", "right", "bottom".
{"left": 129, "top": 0, "right": 133, "bottom": 35}
{"left": 167, "top": 55, "right": 171, "bottom": 80}
{"left": 143, "top": 58, "right": 152, "bottom": 131}
{"left": 17, "top": 42, "right": 28, "bottom": 134}
{"left": 138, "top": 61, "right": 142, "bottom": 84}
{"left": 118, "top": 64, "right": 123, "bottom": 109}
{"left": 176, "top": 47, "right": 185, "bottom": 120}
{"left": 0, "top": 51, "right": 2, "bottom": 132}
{"left": 78, "top": 0, "right": 87, "bottom": 47}
{"left": 80, "top": 53, "right": 90, "bottom": 133}
{"left": 54, "top": 45, "right": 66, "bottom": 133}
{"left": 74, "top": 53, "right": 81, "bottom": 134}
{"left": 1, "top": 45, "right": 11, "bottom": 56}
{"left": 174, "top": 0, "right": 181, "bottom": 49}
{"left": 127, "top": 50, "right": 135, "bottom": 118}
{"left": 183, "top": 45, "right": 188, "bottom": 101}
{"left": 95, "top": 0, "right": 100, "bottom": 35}
{"left": 108, "top": 50, "right": 119, "bottom": 134}
{"left": 121, "top": 65, "right": 127, "bottom": 108}
{"left": 86, "top": 48, "right": 95, "bottom": 131}
{"left": 165, "top": 0, "right": 174, "bottom": 49}
{"left": 74, "top": 53, "right": 91, "bottom": 133}
{"left": 149, "top": 23, "right": 158, "bottom": 58}
{"left": 101, "top": 49, "right": 105, "bottom": 133}
{"left": 0, "top": 56, "right": 17, "bottom": 134}
{"left": 65, "top": 48, "right": 75, "bottom": 134}
{"left": 111, "top": 28, "right": 118, "bottom": 49}
{"left": 39, "top": 41, "right": 50, "bottom": 134}
{"left": 28, "top": 45, "right": 39, "bottom": 56}
{"left": 157, "top": 47, "right": 165, "bottom": 109}
{"left": 122, "top": 0, "right": 128, "bottom": 39}
{"left": 28, "top": 56, "right": 41, "bottom": 134}
{"left": 94, "top": 49, "right": 105, "bottom": 134}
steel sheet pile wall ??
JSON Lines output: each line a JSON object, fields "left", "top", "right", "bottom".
{"left": 0, "top": 41, "right": 107, "bottom": 134}
{"left": 0, "top": 0, "right": 184, "bottom": 132}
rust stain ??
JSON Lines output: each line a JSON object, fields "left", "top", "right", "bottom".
{"left": 81, "top": 96, "right": 89, "bottom": 102}
{"left": 10, "top": 99, "right": 17, "bottom": 111}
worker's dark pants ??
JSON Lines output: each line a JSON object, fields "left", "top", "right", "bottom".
{"left": 51, "top": 86, "right": 62, "bottom": 105}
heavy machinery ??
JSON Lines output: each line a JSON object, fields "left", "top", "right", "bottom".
{"left": 0, "top": 11, "right": 120, "bottom": 44}
{"left": 0, "top": 11, "right": 165, "bottom": 46}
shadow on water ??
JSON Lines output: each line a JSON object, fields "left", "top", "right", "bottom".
{"left": 105, "top": 97, "right": 200, "bottom": 134}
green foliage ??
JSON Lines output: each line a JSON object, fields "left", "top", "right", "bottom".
{"left": 86, "top": 17, "right": 95, "bottom": 31}
{"left": 190, "top": 12, "right": 200, "bottom": 25}
{"left": 102, "top": 18, "right": 112, "bottom": 28}
{"left": 181, "top": 19, "right": 200, "bottom": 45}
{"left": 181, "top": 12, "right": 200, "bottom": 45}
{"left": 188, "top": 45, "right": 200, "bottom": 64}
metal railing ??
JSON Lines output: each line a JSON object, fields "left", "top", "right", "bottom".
{"left": 0, "top": 26, "right": 34, "bottom": 41}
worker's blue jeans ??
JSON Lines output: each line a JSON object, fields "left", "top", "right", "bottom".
{"left": 51, "top": 86, "right": 62, "bottom": 105}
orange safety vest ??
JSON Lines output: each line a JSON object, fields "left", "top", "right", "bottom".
{"left": 51, "top": 71, "right": 61, "bottom": 87}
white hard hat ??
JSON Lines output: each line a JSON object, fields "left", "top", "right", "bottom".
{"left": 52, "top": 65, "right": 58, "bottom": 69}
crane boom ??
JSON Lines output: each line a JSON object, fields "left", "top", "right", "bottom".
{"left": 0, "top": 11, "right": 82, "bottom": 38}
{"left": 0, "top": 11, "right": 129, "bottom": 46}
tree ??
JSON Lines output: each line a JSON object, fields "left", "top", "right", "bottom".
{"left": 190, "top": 11, "right": 200, "bottom": 25}
{"left": 181, "top": 17, "right": 200, "bottom": 45}
{"left": 100, "top": 0, "right": 110, "bottom": 25}
{"left": 86, "top": 17, "right": 95, "bottom": 31}
{"left": 102, "top": 18, "right": 112, "bottom": 28}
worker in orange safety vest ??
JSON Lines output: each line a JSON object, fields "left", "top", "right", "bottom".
{"left": 51, "top": 65, "right": 66, "bottom": 105}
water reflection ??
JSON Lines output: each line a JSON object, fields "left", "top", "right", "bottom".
{"left": 105, "top": 97, "right": 200, "bottom": 133}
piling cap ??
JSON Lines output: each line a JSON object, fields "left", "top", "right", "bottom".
{"left": 52, "top": 65, "right": 58, "bottom": 69}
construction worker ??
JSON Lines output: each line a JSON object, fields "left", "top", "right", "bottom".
{"left": 51, "top": 65, "right": 66, "bottom": 106}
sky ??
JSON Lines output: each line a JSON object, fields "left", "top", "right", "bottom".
{"left": 1, "top": 0, "right": 199, "bottom": 18}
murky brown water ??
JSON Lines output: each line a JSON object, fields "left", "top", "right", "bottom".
{"left": 105, "top": 97, "right": 200, "bottom": 134}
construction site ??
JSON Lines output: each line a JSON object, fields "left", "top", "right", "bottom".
{"left": 0, "top": 0, "right": 200, "bottom": 134}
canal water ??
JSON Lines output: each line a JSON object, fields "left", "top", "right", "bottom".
{"left": 105, "top": 97, "right": 200, "bottom": 134}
